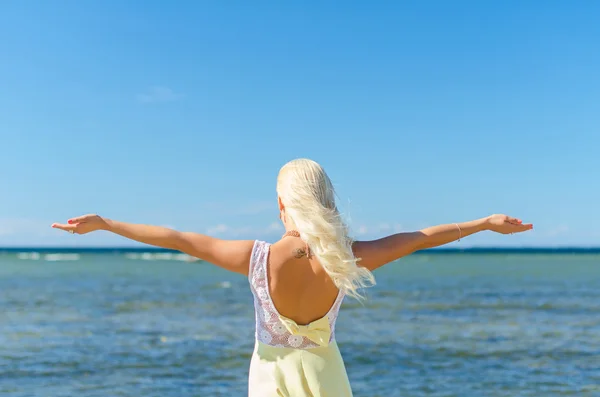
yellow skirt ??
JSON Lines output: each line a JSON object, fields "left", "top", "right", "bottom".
{"left": 248, "top": 340, "right": 353, "bottom": 396}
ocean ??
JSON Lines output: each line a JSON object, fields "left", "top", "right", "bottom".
{"left": 1, "top": 248, "right": 599, "bottom": 396}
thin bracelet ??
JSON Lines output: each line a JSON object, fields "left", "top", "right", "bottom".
{"left": 454, "top": 223, "right": 462, "bottom": 242}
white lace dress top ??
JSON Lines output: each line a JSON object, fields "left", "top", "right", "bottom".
{"left": 248, "top": 240, "right": 345, "bottom": 350}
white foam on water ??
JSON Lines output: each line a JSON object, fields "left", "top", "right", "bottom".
{"left": 44, "top": 253, "right": 81, "bottom": 261}
{"left": 17, "top": 252, "right": 41, "bottom": 260}
{"left": 124, "top": 252, "right": 199, "bottom": 262}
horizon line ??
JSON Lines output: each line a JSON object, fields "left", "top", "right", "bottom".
{"left": 1, "top": 246, "right": 600, "bottom": 254}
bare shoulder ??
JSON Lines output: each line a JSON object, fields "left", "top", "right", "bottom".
{"left": 352, "top": 232, "right": 424, "bottom": 271}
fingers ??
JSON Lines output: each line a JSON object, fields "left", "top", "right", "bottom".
{"left": 505, "top": 216, "right": 522, "bottom": 225}
{"left": 68, "top": 214, "right": 91, "bottom": 224}
{"left": 51, "top": 223, "right": 78, "bottom": 233}
{"left": 512, "top": 223, "right": 533, "bottom": 233}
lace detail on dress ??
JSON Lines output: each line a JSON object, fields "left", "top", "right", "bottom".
{"left": 248, "top": 240, "right": 345, "bottom": 349}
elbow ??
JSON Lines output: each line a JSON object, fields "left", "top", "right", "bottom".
{"left": 167, "top": 230, "right": 186, "bottom": 252}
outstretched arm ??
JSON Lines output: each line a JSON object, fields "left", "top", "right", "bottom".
{"left": 353, "top": 214, "right": 533, "bottom": 271}
{"left": 52, "top": 215, "right": 255, "bottom": 275}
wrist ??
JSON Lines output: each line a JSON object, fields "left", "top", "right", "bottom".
{"left": 479, "top": 216, "right": 492, "bottom": 231}
{"left": 101, "top": 218, "right": 113, "bottom": 231}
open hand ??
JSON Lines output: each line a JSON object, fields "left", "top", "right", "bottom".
{"left": 51, "top": 214, "right": 109, "bottom": 235}
{"left": 486, "top": 214, "right": 533, "bottom": 235}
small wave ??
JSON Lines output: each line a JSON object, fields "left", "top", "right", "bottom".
{"left": 124, "top": 252, "right": 198, "bottom": 262}
{"left": 408, "top": 301, "right": 600, "bottom": 313}
{"left": 17, "top": 252, "right": 41, "bottom": 260}
{"left": 44, "top": 253, "right": 81, "bottom": 261}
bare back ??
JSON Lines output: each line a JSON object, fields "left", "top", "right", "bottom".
{"left": 248, "top": 240, "right": 345, "bottom": 349}
{"left": 267, "top": 238, "right": 340, "bottom": 325}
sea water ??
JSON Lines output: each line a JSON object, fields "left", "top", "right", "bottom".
{"left": 1, "top": 250, "right": 599, "bottom": 396}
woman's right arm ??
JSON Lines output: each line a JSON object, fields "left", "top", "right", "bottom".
{"left": 52, "top": 214, "right": 255, "bottom": 275}
{"left": 353, "top": 214, "right": 533, "bottom": 271}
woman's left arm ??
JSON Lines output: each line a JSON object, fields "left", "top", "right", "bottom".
{"left": 416, "top": 217, "right": 502, "bottom": 249}
{"left": 353, "top": 214, "right": 533, "bottom": 271}
{"left": 52, "top": 214, "right": 255, "bottom": 275}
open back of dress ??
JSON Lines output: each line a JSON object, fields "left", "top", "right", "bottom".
{"left": 247, "top": 240, "right": 353, "bottom": 396}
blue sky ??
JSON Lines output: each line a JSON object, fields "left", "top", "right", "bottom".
{"left": 1, "top": 1, "right": 598, "bottom": 247}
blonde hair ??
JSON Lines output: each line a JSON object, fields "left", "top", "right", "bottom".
{"left": 276, "top": 158, "right": 375, "bottom": 300}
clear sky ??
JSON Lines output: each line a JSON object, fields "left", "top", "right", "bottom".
{"left": 1, "top": 1, "right": 598, "bottom": 247}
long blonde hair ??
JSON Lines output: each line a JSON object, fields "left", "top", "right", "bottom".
{"left": 276, "top": 158, "right": 375, "bottom": 300}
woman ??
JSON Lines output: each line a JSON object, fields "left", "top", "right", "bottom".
{"left": 52, "top": 158, "right": 533, "bottom": 396}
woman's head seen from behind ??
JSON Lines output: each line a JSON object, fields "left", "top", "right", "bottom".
{"left": 276, "top": 159, "right": 375, "bottom": 300}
